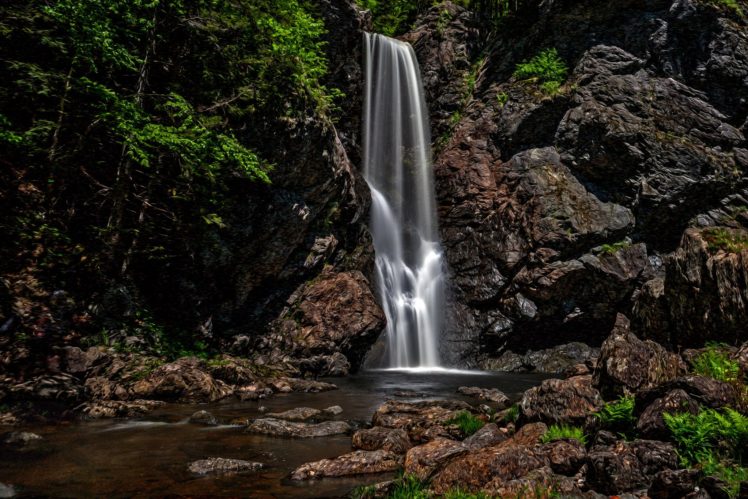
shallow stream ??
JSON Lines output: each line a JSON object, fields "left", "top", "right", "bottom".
{"left": 0, "top": 370, "right": 546, "bottom": 498}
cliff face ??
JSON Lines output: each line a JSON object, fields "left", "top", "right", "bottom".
{"left": 404, "top": 0, "right": 748, "bottom": 367}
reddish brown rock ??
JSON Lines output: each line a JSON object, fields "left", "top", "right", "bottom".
{"left": 593, "top": 314, "right": 685, "bottom": 399}
{"left": 430, "top": 443, "right": 549, "bottom": 494}
{"left": 371, "top": 400, "right": 472, "bottom": 443}
{"left": 130, "top": 357, "right": 233, "bottom": 402}
{"left": 519, "top": 375, "right": 603, "bottom": 425}
{"left": 271, "top": 271, "right": 385, "bottom": 372}
{"left": 290, "top": 449, "right": 400, "bottom": 480}
{"left": 404, "top": 438, "right": 468, "bottom": 481}
{"left": 266, "top": 407, "right": 321, "bottom": 422}
{"left": 638, "top": 375, "right": 740, "bottom": 410}
{"left": 352, "top": 427, "right": 412, "bottom": 455}
{"left": 463, "top": 423, "right": 507, "bottom": 450}
{"left": 428, "top": 422, "right": 548, "bottom": 493}
{"left": 539, "top": 439, "right": 587, "bottom": 476}
{"left": 648, "top": 469, "right": 701, "bottom": 499}
{"left": 483, "top": 466, "right": 582, "bottom": 497}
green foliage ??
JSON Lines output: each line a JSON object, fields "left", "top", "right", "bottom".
{"left": 664, "top": 408, "right": 748, "bottom": 467}
{"left": 498, "top": 404, "right": 520, "bottom": 424}
{"left": 595, "top": 395, "right": 636, "bottom": 439}
{"left": 390, "top": 474, "right": 430, "bottom": 499}
{"left": 709, "top": 0, "right": 744, "bottom": 16}
{"left": 351, "top": 483, "right": 379, "bottom": 499}
{"left": 541, "top": 424, "right": 587, "bottom": 445}
{"left": 443, "top": 490, "right": 490, "bottom": 499}
{"left": 692, "top": 345, "right": 741, "bottom": 382}
{"left": 446, "top": 410, "right": 486, "bottom": 436}
{"left": 514, "top": 48, "right": 568, "bottom": 95}
{"left": 599, "top": 241, "right": 631, "bottom": 255}
{"left": 698, "top": 452, "right": 748, "bottom": 498}
{"left": 703, "top": 228, "right": 748, "bottom": 253}
{"left": 496, "top": 92, "right": 509, "bottom": 108}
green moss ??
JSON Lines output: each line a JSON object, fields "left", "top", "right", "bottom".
{"left": 446, "top": 410, "right": 485, "bottom": 436}
{"left": 598, "top": 240, "right": 631, "bottom": 255}
{"left": 497, "top": 403, "right": 520, "bottom": 424}
{"left": 540, "top": 424, "right": 587, "bottom": 445}
{"left": 703, "top": 228, "right": 748, "bottom": 253}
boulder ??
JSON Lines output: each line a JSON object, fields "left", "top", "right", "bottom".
{"left": 266, "top": 407, "right": 321, "bottom": 422}
{"left": 270, "top": 271, "right": 386, "bottom": 369}
{"left": 352, "top": 427, "right": 412, "bottom": 454}
{"left": 188, "top": 458, "right": 263, "bottom": 475}
{"left": 463, "top": 423, "right": 507, "bottom": 450}
{"left": 429, "top": 423, "right": 548, "bottom": 493}
{"left": 404, "top": 438, "right": 468, "bottom": 481}
{"left": 323, "top": 405, "right": 343, "bottom": 416}
{"left": 2, "top": 432, "right": 42, "bottom": 447}
{"left": 290, "top": 449, "right": 400, "bottom": 480}
{"left": 130, "top": 358, "right": 233, "bottom": 402}
{"left": 371, "top": 400, "right": 472, "bottom": 443}
{"left": 483, "top": 466, "right": 582, "bottom": 498}
{"left": 638, "top": 375, "right": 740, "bottom": 410}
{"left": 648, "top": 469, "right": 701, "bottom": 499}
{"left": 79, "top": 400, "right": 165, "bottom": 419}
{"left": 246, "top": 418, "right": 351, "bottom": 438}
{"left": 586, "top": 440, "right": 678, "bottom": 495}
{"left": 539, "top": 439, "right": 587, "bottom": 476}
{"left": 457, "top": 387, "right": 510, "bottom": 407}
{"left": 519, "top": 375, "right": 603, "bottom": 425}
{"left": 636, "top": 389, "right": 700, "bottom": 439}
{"left": 189, "top": 410, "right": 218, "bottom": 426}
{"left": 593, "top": 314, "right": 685, "bottom": 399}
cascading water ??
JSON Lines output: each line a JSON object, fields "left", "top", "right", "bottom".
{"left": 362, "top": 33, "right": 446, "bottom": 369}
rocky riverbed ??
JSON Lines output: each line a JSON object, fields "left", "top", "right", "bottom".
{"left": 2, "top": 320, "right": 747, "bottom": 497}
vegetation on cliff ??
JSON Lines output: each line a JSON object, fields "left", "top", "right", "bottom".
{"left": 0, "top": 0, "right": 340, "bottom": 357}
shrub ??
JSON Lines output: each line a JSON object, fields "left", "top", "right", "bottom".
{"left": 496, "top": 92, "right": 509, "bottom": 108}
{"left": 595, "top": 395, "right": 636, "bottom": 437}
{"left": 446, "top": 410, "right": 485, "bottom": 436}
{"left": 540, "top": 424, "right": 587, "bottom": 445}
{"left": 513, "top": 48, "right": 568, "bottom": 95}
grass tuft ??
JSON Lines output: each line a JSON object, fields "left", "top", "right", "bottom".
{"left": 446, "top": 410, "right": 485, "bottom": 436}
{"left": 540, "top": 424, "right": 587, "bottom": 445}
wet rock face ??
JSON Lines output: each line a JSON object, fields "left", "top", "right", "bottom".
{"left": 593, "top": 314, "right": 685, "bottom": 399}
{"left": 519, "top": 375, "right": 603, "bottom": 425}
{"left": 290, "top": 449, "right": 400, "bottom": 480}
{"left": 637, "top": 228, "right": 748, "bottom": 347}
{"left": 406, "top": 0, "right": 748, "bottom": 364}
{"left": 267, "top": 271, "right": 385, "bottom": 375}
{"left": 457, "top": 386, "right": 509, "bottom": 407}
{"left": 636, "top": 389, "right": 700, "bottom": 440}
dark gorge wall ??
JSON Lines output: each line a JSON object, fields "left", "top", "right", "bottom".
{"left": 406, "top": 0, "right": 748, "bottom": 369}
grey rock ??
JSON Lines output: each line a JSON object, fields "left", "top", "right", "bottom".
{"left": 246, "top": 418, "right": 351, "bottom": 438}
{"left": 188, "top": 458, "right": 263, "bottom": 475}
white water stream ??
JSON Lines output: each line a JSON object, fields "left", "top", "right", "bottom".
{"left": 363, "top": 33, "right": 446, "bottom": 369}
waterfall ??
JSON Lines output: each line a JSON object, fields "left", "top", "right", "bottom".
{"left": 362, "top": 33, "right": 446, "bottom": 369}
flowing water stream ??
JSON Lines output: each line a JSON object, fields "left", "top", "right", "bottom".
{"left": 363, "top": 33, "right": 446, "bottom": 369}
{"left": 0, "top": 371, "right": 546, "bottom": 498}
